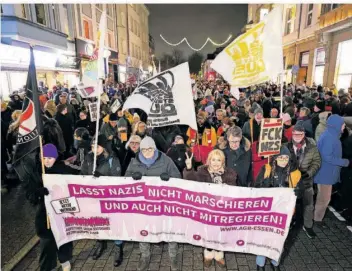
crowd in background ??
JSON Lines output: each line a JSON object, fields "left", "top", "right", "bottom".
{"left": 1, "top": 78, "right": 352, "bottom": 271}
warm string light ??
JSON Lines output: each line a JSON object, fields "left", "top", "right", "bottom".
{"left": 160, "top": 34, "right": 233, "bottom": 51}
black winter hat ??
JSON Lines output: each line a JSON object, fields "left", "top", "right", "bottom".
{"left": 344, "top": 103, "right": 352, "bottom": 117}
{"left": 315, "top": 100, "right": 325, "bottom": 112}
{"left": 91, "top": 134, "right": 108, "bottom": 149}
{"left": 109, "top": 113, "right": 118, "bottom": 121}
{"left": 293, "top": 122, "right": 305, "bottom": 133}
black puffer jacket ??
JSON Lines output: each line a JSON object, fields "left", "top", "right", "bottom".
{"left": 166, "top": 144, "right": 194, "bottom": 175}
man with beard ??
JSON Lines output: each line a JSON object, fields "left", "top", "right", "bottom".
{"left": 133, "top": 121, "right": 147, "bottom": 139}
{"left": 166, "top": 135, "right": 194, "bottom": 175}
{"left": 286, "top": 123, "right": 321, "bottom": 238}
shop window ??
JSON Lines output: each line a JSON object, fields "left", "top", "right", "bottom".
{"left": 306, "top": 4, "right": 313, "bottom": 27}
{"left": 35, "top": 4, "right": 46, "bottom": 25}
{"left": 83, "top": 19, "right": 92, "bottom": 40}
{"left": 82, "top": 4, "right": 91, "bottom": 18}
{"left": 285, "top": 7, "right": 294, "bottom": 35}
{"left": 336, "top": 39, "right": 352, "bottom": 90}
{"left": 300, "top": 51, "right": 309, "bottom": 67}
{"left": 321, "top": 4, "right": 340, "bottom": 15}
{"left": 76, "top": 5, "right": 82, "bottom": 37}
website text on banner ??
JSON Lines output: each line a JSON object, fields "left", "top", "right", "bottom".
{"left": 43, "top": 175, "right": 296, "bottom": 261}
{"left": 258, "top": 118, "right": 283, "bottom": 157}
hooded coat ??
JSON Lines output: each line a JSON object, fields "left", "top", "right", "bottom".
{"left": 223, "top": 137, "right": 252, "bottom": 187}
{"left": 314, "top": 115, "right": 349, "bottom": 185}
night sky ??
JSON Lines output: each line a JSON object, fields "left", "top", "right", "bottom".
{"left": 147, "top": 4, "right": 248, "bottom": 58}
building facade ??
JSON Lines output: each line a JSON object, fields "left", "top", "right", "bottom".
{"left": 247, "top": 4, "right": 352, "bottom": 90}
{"left": 1, "top": 4, "right": 79, "bottom": 98}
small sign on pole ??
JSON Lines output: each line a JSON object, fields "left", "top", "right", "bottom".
{"left": 258, "top": 118, "right": 283, "bottom": 157}
{"left": 88, "top": 102, "right": 98, "bottom": 122}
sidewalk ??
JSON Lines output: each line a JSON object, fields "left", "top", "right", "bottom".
{"left": 12, "top": 210, "right": 352, "bottom": 271}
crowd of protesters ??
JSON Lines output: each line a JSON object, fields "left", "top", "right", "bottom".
{"left": 1, "top": 79, "right": 352, "bottom": 271}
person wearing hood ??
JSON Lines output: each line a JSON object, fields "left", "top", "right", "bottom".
{"left": 37, "top": 144, "right": 79, "bottom": 271}
{"left": 314, "top": 115, "right": 351, "bottom": 228}
{"left": 255, "top": 146, "right": 301, "bottom": 271}
{"left": 124, "top": 136, "right": 181, "bottom": 271}
{"left": 55, "top": 104, "right": 74, "bottom": 158}
{"left": 223, "top": 126, "right": 252, "bottom": 187}
{"left": 80, "top": 135, "right": 123, "bottom": 266}
{"left": 183, "top": 149, "right": 237, "bottom": 268}
{"left": 166, "top": 134, "right": 194, "bottom": 175}
{"left": 286, "top": 123, "right": 321, "bottom": 238}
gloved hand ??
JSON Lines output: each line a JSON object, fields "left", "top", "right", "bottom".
{"left": 160, "top": 173, "right": 170, "bottom": 181}
{"left": 301, "top": 172, "right": 309, "bottom": 180}
{"left": 94, "top": 171, "right": 102, "bottom": 178}
{"left": 132, "top": 172, "right": 142, "bottom": 181}
{"left": 36, "top": 187, "right": 49, "bottom": 198}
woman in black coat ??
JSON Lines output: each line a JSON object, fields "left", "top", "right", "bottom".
{"left": 55, "top": 104, "right": 73, "bottom": 158}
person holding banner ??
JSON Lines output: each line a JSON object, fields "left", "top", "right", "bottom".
{"left": 38, "top": 144, "right": 79, "bottom": 271}
{"left": 183, "top": 149, "right": 237, "bottom": 268}
{"left": 286, "top": 123, "right": 321, "bottom": 238}
{"left": 255, "top": 146, "right": 301, "bottom": 270}
{"left": 124, "top": 136, "right": 181, "bottom": 271}
{"left": 80, "top": 135, "right": 123, "bottom": 265}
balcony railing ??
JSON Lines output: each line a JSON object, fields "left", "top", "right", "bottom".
{"left": 319, "top": 4, "right": 352, "bottom": 29}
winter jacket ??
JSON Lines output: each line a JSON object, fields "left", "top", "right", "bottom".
{"left": 55, "top": 113, "right": 74, "bottom": 151}
{"left": 344, "top": 116, "right": 352, "bottom": 130}
{"left": 223, "top": 137, "right": 252, "bottom": 187}
{"left": 311, "top": 111, "right": 321, "bottom": 136}
{"left": 286, "top": 138, "right": 321, "bottom": 189}
{"left": 262, "top": 98, "right": 273, "bottom": 118}
{"left": 242, "top": 118, "right": 261, "bottom": 143}
{"left": 255, "top": 163, "right": 301, "bottom": 189}
{"left": 125, "top": 151, "right": 181, "bottom": 179}
{"left": 183, "top": 165, "right": 237, "bottom": 186}
{"left": 314, "top": 115, "right": 349, "bottom": 185}
{"left": 75, "top": 118, "right": 95, "bottom": 136}
{"left": 81, "top": 152, "right": 121, "bottom": 176}
{"left": 315, "top": 111, "right": 331, "bottom": 142}
{"left": 121, "top": 148, "right": 137, "bottom": 176}
{"left": 166, "top": 144, "right": 194, "bottom": 175}
{"left": 100, "top": 122, "right": 118, "bottom": 140}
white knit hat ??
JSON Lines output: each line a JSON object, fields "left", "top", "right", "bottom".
{"left": 140, "top": 136, "right": 157, "bottom": 150}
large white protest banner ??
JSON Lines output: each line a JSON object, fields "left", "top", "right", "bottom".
{"left": 43, "top": 174, "right": 296, "bottom": 261}
{"left": 123, "top": 62, "right": 197, "bottom": 130}
{"left": 210, "top": 6, "right": 283, "bottom": 88}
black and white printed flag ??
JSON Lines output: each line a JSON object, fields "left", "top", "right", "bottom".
{"left": 123, "top": 62, "right": 197, "bottom": 130}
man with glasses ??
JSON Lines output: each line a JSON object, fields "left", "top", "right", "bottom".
{"left": 125, "top": 136, "right": 181, "bottom": 271}
{"left": 223, "top": 126, "right": 252, "bottom": 187}
{"left": 286, "top": 123, "right": 321, "bottom": 238}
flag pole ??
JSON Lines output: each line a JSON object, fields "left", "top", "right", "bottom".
{"left": 92, "top": 80, "right": 102, "bottom": 174}
{"left": 280, "top": 73, "right": 284, "bottom": 116}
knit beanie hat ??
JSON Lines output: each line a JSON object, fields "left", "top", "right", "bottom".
{"left": 254, "top": 108, "right": 264, "bottom": 116}
{"left": 109, "top": 113, "right": 118, "bottom": 121}
{"left": 140, "top": 136, "right": 157, "bottom": 150}
{"left": 43, "top": 144, "right": 58, "bottom": 159}
{"left": 315, "top": 100, "right": 325, "bottom": 112}
{"left": 277, "top": 145, "right": 291, "bottom": 159}
{"left": 281, "top": 113, "right": 291, "bottom": 123}
{"left": 91, "top": 134, "right": 108, "bottom": 149}
{"left": 117, "top": 118, "right": 128, "bottom": 128}
{"left": 293, "top": 122, "right": 305, "bottom": 133}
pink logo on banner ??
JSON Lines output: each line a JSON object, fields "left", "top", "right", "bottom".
{"left": 193, "top": 234, "right": 201, "bottom": 241}
{"left": 140, "top": 230, "right": 148, "bottom": 236}
{"left": 236, "top": 240, "right": 245, "bottom": 246}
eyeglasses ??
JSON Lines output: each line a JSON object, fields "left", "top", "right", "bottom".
{"left": 130, "top": 142, "right": 140, "bottom": 145}
{"left": 141, "top": 148, "right": 154, "bottom": 153}
{"left": 292, "top": 133, "right": 305, "bottom": 137}
{"left": 277, "top": 156, "right": 289, "bottom": 161}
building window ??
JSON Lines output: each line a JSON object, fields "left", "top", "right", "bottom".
{"left": 108, "top": 33, "right": 113, "bottom": 48}
{"left": 83, "top": 19, "right": 92, "bottom": 40}
{"left": 106, "top": 4, "right": 113, "bottom": 17}
{"left": 21, "top": 4, "right": 27, "bottom": 18}
{"left": 96, "top": 4, "right": 103, "bottom": 10}
{"left": 35, "top": 4, "right": 46, "bottom": 25}
{"left": 321, "top": 4, "right": 341, "bottom": 15}
{"left": 300, "top": 51, "right": 310, "bottom": 67}
{"left": 82, "top": 4, "right": 91, "bottom": 18}
{"left": 306, "top": 4, "right": 313, "bottom": 27}
{"left": 51, "top": 4, "right": 58, "bottom": 30}
{"left": 285, "top": 7, "right": 294, "bottom": 35}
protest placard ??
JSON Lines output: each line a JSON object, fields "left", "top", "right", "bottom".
{"left": 43, "top": 174, "right": 296, "bottom": 261}
{"left": 110, "top": 99, "right": 121, "bottom": 113}
{"left": 258, "top": 118, "right": 283, "bottom": 157}
{"left": 88, "top": 102, "right": 98, "bottom": 122}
